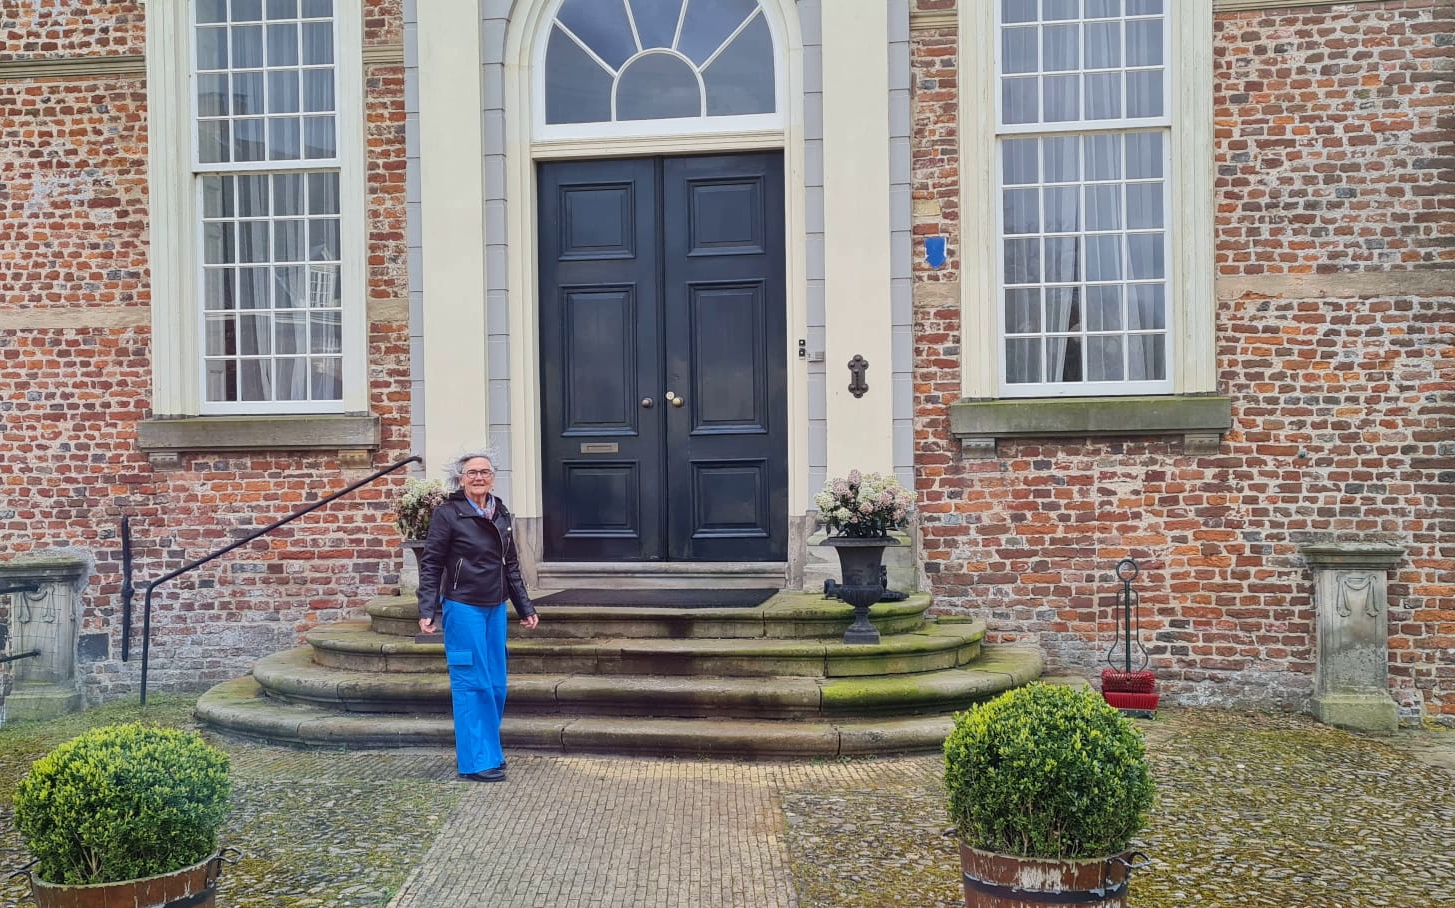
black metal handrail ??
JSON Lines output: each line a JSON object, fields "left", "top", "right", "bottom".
{"left": 121, "top": 454, "right": 421, "bottom": 704}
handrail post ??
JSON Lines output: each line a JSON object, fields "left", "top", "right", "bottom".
{"left": 132, "top": 454, "right": 422, "bottom": 705}
{"left": 120, "top": 516, "right": 134, "bottom": 662}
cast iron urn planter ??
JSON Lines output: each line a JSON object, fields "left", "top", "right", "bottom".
{"left": 823, "top": 535, "right": 899, "bottom": 644}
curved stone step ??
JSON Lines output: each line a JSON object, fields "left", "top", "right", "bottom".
{"left": 248, "top": 644, "right": 1042, "bottom": 719}
{"left": 307, "top": 618, "right": 986, "bottom": 678}
{"left": 196, "top": 668, "right": 1042, "bottom": 757}
{"left": 367, "top": 591, "right": 932, "bottom": 640}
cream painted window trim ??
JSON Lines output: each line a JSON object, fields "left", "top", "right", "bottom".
{"left": 503, "top": 0, "right": 810, "bottom": 520}
{"left": 145, "top": 2, "right": 369, "bottom": 418}
{"left": 957, "top": 0, "right": 1214, "bottom": 401}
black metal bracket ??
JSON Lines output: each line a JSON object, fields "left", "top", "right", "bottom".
{"left": 848, "top": 355, "right": 869, "bottom": 398}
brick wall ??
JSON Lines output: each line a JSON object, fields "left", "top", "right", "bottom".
{"left": 910, "top": 0, "right": 1455, "bottom": 722}
{"left": 0, "top": 2, "right": 413, "bottom": 700}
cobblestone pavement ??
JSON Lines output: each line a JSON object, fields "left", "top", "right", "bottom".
{"left": 1, "top": 698, "right": 1453, "bottom": 908}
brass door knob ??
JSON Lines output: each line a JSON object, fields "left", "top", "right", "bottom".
{"left": 641, "top": 398, "right": 654, "bottom": 409}
{"left": 666, "top": 391, "right": 684, "bottom": 408}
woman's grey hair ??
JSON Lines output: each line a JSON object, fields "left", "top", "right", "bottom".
{"left": 444, "top": 447, "right": 499, "bottom": 491}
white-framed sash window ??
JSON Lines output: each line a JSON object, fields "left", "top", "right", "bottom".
{"left": 961, "top": 0, "right": 1214, "bottom": 400}
{"left": 147, "top": 0, "right": 365, "bottom": 416}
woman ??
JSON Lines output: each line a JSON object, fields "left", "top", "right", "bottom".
{"left": 416, "top": 449, "right": 539, "bottom": 782}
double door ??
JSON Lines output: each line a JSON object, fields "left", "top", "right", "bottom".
{"left": 538, "top": 153, "right": 787, "bottom": 562}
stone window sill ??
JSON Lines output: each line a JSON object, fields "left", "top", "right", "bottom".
{"left": 136, "top": 415, "right": 381, "bottom": 468}
{"left": 948, "top": 395, "right": 1232, "bottom": 459}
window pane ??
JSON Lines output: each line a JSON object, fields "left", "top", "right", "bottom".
{"left": 276, "top": 358, "right": 308, "bottom": 400}
{"left": 203, "top": 223, "right": 234, "bottom": 264}
{"left": 544, "top": 25, "right": 614, "bottom": 124}
{"left": 1002, "top": 0, "right": 1038, "bottom": 25}
{"left": 629, "top": 0, "right": 686, "bottom": 50}
{"left": 1045, "top": 287, "right": 1080, "bottom": 331}
{"left": 1043, "top": 0, "right": 1079, "bottom": 20}
{"left": 233, "top": 118, "right": 266, "bottom": 161}
{"left": 232, "top": 25, "right": 264, "bottom": 68}
{"left": 276, "top": 312, "right": 306, "bottom": 354}
{"left": 275, "top": 266, "right": 308, "bottom": 308}
{"left": 556, "top": 0, "right": 639, "bottom": 71}
{"left": 1127, "top": 284, "right": 1165, "bottom": 329}
{"left": 1002, "top": 27, "right": 1037, "bottom": 75}
{"left": 239, "top": 221, "right": 270, "bottom": 263}
{"left": 307, "top": 264, "right": 339, "bottom": 308}
{"left": 232, "top": 71, "right": 264, "bottom": 116}
{"left": 198, "top": 74, "right": 229, "bottom": 116}
{"left": 204, "top": 269, "right": 234, "bottom": 312}
{"left": 1126, "top": 69, "right": 1163, "bottom": 118}
{"left": 197, "top": 26, "right": 228, "bottom": 69}
{"left": 232, "top": 0, "right": 263, "bottom": 22}
{"left": 268, "top": 0, "right": 299, "bottom": 18}
{"left": 1126, "top": 18, "right": 1163, "bottom": 67}
{"left": 269, "top": 118, "right": 301, "bottom": 160}
{"left": 310, "top": 357, "right": 342, "bottom": 400}
{"left": 307, "top": 172, "right": 340, "bottom": 214}
{"left": 1003, "top": 188, "right": 1040, "bottom": 235}
{"left": 1086, "top": 336, "right": 1124, "bottom": 381}
{"left": 703, "top": 13, "right": 775, "bottom": 116}
{"left": 1088, "top": 0, "right": 1120, "bottom": 16}
{"left": 274, "top": 173, "right": 305, "bottom": 215}
{"left": 303, "top": 69, "right": 334, "bottom": 111}
{"left": 1126, "top": 182, "right": 1162, "bottom": 229}
{"left": 1006, "top": 338, "right": 1042, "bottom": 382}
{"left": 1043, "top": 24, "right": 1078, "bottom": 72}
{"left": 617, "top": 53, "right": 702, "bottom": 120}
{"left": 238, "top": 360, "right": 270, "bottom": 401}
{"left": 267, "top": 22, "right": 299, "bottom": 66}
{"left": 1127, "top": 333, "right": 1165, "bottom": 380}
{"left": 1127, "top": 233, "right": 1164, "bottom": 279}
{"left": 303, "top": 115, "right": 335, "bottom": 158}
{"left": 1004, "top": 238, "right": 1040, "bottom": 284}
{"left": 1044, "top": 237, "right": 1079, "bottom": 283}
{"left": 302, "top": 21, "right": 333, "bottom": 65}
{"left": 1086, "top": 134, "right": 1121, "bottom": 180}
{"left": 1084, "top": 72, "right": 1121, "bottom": 120}
{"left": 302, "top": 0, "right": 333, "bottom": 18}
{"left": 1043, "top": 137, "right": 1079, "bottom": 182}
{"left": 198, "top": 0, "right": 227, "bottom": 25}
{"left": 1086, "top": 234, "right": 1121, "bottom": 281}
{"left": 1128, "top": 0, "right": 1162, "bottom": 12}
{"left": 1043, "top": 74, "right": 1079, "bottom": 121}
{"left": 1002, "top": 139, "right": 1039, "bottom": 185}
{"left": 1046, "top": 336, "right": 1082, "bottom": 382}
{"left": 1044, "top": 186, "right": 1079, "bottom": 232}
{"left": 1087, "top": 285, "right": 1121, "bottom": 331}
{"left": 201, "top": 175, "right": 233, "bottom": 218}
{"left": 310, "top": 311, "right": 342, "bottom": 353}
{"left": 1126, "top": 132, "right": 1162, "bottom": 179}
{"left": 1005, "top": 288, "right": 1042, "bottom": 333}
{"left": 238, "top": 267, "right": 270, "bottom": 309}
{"left": 239, "top": 314, "right": 271, "bottom": 354}
{"left": 237, "top": 174, "right": 268, "bottom": 216}
{"left": 205, "top": 315, "right": 236, "bottom": 355}
{"left": 274, "top": 219, "right": 306, "bottom": 263}
{"left": 308, "top": 220, "right": 340, "bottom": 262}
{"left": 269, "top": 70, "right": 300, "bottom": 113}
{"left": 678, "top": 0, "right": 759, "bottom": 66}
{"left": 1085, "top": 21, "right": 1120, "bottom": 68}
{"left": 1002, "top": 77, "right": 1038, "bottom": 124}
{"left": 1085, "top": 184, "right": 1122, "bottom": 230}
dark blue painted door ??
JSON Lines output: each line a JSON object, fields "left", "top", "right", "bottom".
{"left": 539, "top": 153, "right": 786, "bottom": 562}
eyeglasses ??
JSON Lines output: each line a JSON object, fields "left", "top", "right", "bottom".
{"left": 464, "top": 469, "right": 495, "bottom": 479}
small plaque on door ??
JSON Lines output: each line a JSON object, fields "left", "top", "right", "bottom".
{"left": 580, "top": 442, "right": 619, "bottom": 454}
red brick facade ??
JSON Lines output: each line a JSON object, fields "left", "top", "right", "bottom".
{"left": 911, "top": 0, "right": 1455, "bottom": 721}
{"left": 0, "top": 2, "right": 412, "bottom": 698}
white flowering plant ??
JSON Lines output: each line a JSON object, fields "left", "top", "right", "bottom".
{"left": 813, "top": 470, "right": 915, "bottom": 538}
{"left": 394, "top": 477, "right": 447, "bottom": 541}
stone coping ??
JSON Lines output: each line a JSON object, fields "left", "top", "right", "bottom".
{"left": 136, "top": 414, "right": 380, "bottom": 467}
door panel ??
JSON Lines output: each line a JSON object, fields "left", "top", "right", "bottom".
{"left": 539, "top": 159, "right": 660, "bottom": 561}
{"left": 540, "top": 153, "right": 785, "bottom": 562}
{"left": 663, "top": 154, "right": 787, "bottom": 561}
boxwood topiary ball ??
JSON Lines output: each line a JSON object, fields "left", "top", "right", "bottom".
{"left": 944, "top": 683, "right": 1154, "bottom": 860}
{"left": 14, "top": 722, "right": 232, "bottom": 885}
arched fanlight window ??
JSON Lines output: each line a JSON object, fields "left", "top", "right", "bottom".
{"left": 540, "top": 0, "right": 779, "bottom": 134}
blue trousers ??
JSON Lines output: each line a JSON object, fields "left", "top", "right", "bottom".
{"left": 441, "top": 598, "right": 508, "bottom": 775}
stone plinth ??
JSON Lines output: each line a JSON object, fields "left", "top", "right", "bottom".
{"left": 0, "top": 554, "right": 88, "bottom": 723}
{"left": 1301, "top": 543, "right": 1404, "bottom": 735}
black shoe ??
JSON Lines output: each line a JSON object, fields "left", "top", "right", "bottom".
{"left": 467, "top": 768, "right": 506, "bottom": 782}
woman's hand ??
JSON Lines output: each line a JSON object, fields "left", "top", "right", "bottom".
{"left": 520, "top": 613, "right": 539, "bottom": 629}
{"left": 418, "top": 617, "right": 437, "bottom": 634}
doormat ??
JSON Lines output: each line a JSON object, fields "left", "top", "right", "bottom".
{"left": 534, "top": 588, "right": 778, "bottom": 609}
